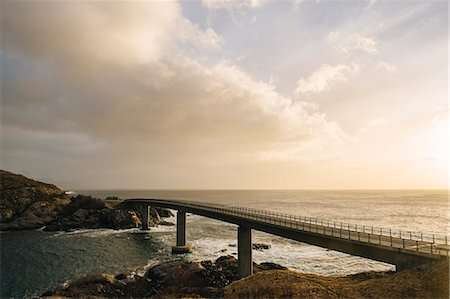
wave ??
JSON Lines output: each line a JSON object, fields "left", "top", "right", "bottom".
{"left": 49, "top": 224, "right": 177, "bottom": 238}
{"left": 50, "top": 228, "right": 141, "bottom": 238}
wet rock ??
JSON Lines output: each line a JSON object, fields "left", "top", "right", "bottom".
{"left": 114, "top": 273, "right": 128, "bottom": 280}
{"left": 252, "top": 243, "right": 271, "bottom": 250}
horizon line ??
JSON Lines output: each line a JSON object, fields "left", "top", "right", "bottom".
{"left": 71, "top": 188, "right": 449, "bottom": 192}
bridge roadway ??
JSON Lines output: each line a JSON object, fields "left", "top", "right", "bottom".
{"left": 118, "top": 198, "right": 449, "bottom": 277}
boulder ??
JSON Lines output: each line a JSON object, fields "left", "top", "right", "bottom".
{"left": 114, "top": 273, "right": 128, "bottom": 281}
{"left": 145, "top": 261, "right": 207, "bottom": 288}
{"left": 252, "top": 243, "right": 271, "bottom": 250}
{"left": 42, "top": 273, "right": 126, "bottom": 298}
{"left": 159, "top": 221, "right": 175, "bottom": 226}
{"left": 42, "top": 256, "right": 293, "bottom": 298}
{"left": 149, "top": 208, "right": 161, "bottom": 223}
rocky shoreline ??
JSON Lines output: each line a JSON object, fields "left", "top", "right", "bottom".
{"left": 41, "top": 257, "right": 448, "bottom": 299}
{"left": 41, "top": 255, "right": 288, "bottom": 298}
{"left": 2, "top": 170, "right": 449, "bottom": 298}
{"left": 0, "top": 170, "right": 171, "bottom": 231}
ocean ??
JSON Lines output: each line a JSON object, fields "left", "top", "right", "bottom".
{"left": 1, "top": 190, "right": 448, "bottom": 298}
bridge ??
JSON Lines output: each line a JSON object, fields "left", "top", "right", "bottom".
{"left": 117, "top": 198, "right": 449, "bottom": 277}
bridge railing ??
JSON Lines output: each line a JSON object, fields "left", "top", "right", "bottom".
{"left": 164, "top": 199, "right": 449, "bottom": 257}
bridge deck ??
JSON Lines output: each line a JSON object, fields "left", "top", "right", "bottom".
{"left": 120, "top": 198, "right": 449, "bottom": 269}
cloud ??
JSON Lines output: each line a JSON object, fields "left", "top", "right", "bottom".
{"left": 359, "top": 118, "right": 390, "bottom": 134}
{"left": 1, "top": 1, "right": 346, "bottom": 188}
{"left": 178, "top": 21, "right": 225, "bottom": 51}
{"left": 202, "top": 0, "right": 264, "bottom": 11}
{"left": 1, "top": 1, "right": 181, "bottom": 65}
{"left": 328, "top": 31, "right": 378, "bottom": 55}
{"left": 294, "top": 64, "right": 359, "bottom": 94}
{"left": 376, "top": 61, "right": 397, "bottom": 74}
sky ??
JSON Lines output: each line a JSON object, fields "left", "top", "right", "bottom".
{"left": 0, "top": 0, "right": 448, "bottom": 190}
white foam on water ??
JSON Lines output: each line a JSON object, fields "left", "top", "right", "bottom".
{"left": 189, "top": 237, "right": 238, "bottom": 262}
{"left": 51, "top": 228, "right": 141, "bottom": 238}
{"left": 179, "top": 220, "right": 394, "bottom": 276}
{"left": 145, "top": 224, "right": 177, "bottom": 233}
{"left": 49, "top": 220, "right": 177, "bottom": 238}
{"left": 132, "top": 259, "right": 161, "bottom": 277}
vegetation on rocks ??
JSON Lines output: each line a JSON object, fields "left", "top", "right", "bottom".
{"left": 0, "top": 170, "right": 71, "bottom": 230}
{"left": 224, "top": 259, "right": 449, "bottom": 299}
{"left": 42, "top": 255, "right": 288, "bottom": 298}
{"left": 0, "top": 170, "right": 171, "bottom": 231}
{"left": 42, "top": 257, "right": 449, "bottom": 298}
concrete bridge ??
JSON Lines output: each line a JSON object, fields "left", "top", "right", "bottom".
{"left": 117, "top": 198, "right": 449, "bottom": 277}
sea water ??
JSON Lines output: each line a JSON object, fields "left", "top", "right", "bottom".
{"left": 1, "top": 190, "right": 448, "bottom": 298}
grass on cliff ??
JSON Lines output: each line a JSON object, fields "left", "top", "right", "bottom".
{"left": 224, "top": 259, "right": 449, "bottom": 299}
{"left": 0, "top": 169, "right": 61, "bottom": 191}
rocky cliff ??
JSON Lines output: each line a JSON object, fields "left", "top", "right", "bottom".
{"left": 0, "top": 170, "right": 71, "bottom": 230}
{"left": 0, "top": 170, "right": 170, "bottom": 231}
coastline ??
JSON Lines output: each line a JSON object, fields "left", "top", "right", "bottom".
{"left": 41, "top": 255, "right": 448, "bottom": 299}
{"left": 2, "top": 170, "right": 449, "bottom": 298}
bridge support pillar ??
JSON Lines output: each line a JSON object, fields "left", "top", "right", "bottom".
{"left": 238, "top": 225, "right": 253, "bottom": 277}
{"left": 141, "top": 205, "right": 150, "bottom": 230}
{"left": 172, "top": 211, "right": 192, "bottom": 254}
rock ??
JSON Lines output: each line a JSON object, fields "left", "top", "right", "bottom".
{"left": 215, "top": 255, "right": 239, "bottom": 282}
{"left": 43, "top": 195, "right": 138, "bottom": 231}
{"left": 228, "top": 244, "right": 237, "bottom": 247}
{"left": 0, "top": 170, "right": 173, "bottom": 231}
{"left": 149, "top": 207, "right": 161, "bottom": 223}
{"left": 156, "top": 207, "right": 174, "bottom": 218}
{"left": 215, "top": 255, "right": 238, "bottom": 268}
{"left": 159, "top": 221, "right": 175, "bottom": 226}
{"left": 252, "top": 243, "right": 271, "bottom": 250}
{"left": 71, "top": 208, "right": 89, "bottom": 222}
{"left": 42, "top": 273, "right": 126, "bottom": 298}
{"left": 42, "top": 258, "right": 450, "bottom": 299}
{"left": 42, "top": 256, "right": 295, "bottom": 298}
{"left": 114, "top": 273, "right": 128, "bottom": 280}
{"left": 0, "top": 170, "right": 71, "bottom": 230}
{"left": 255, "top": 262, "right": 288, "bottom": 272}
{"left": 105, "top": 196, "right": 121, "bottom": 200}
{"left": 145, "top": 261, "right": 210, "bottom": 288}
{"left": 194, "top": 286, "right": 224, "bottom": 298}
